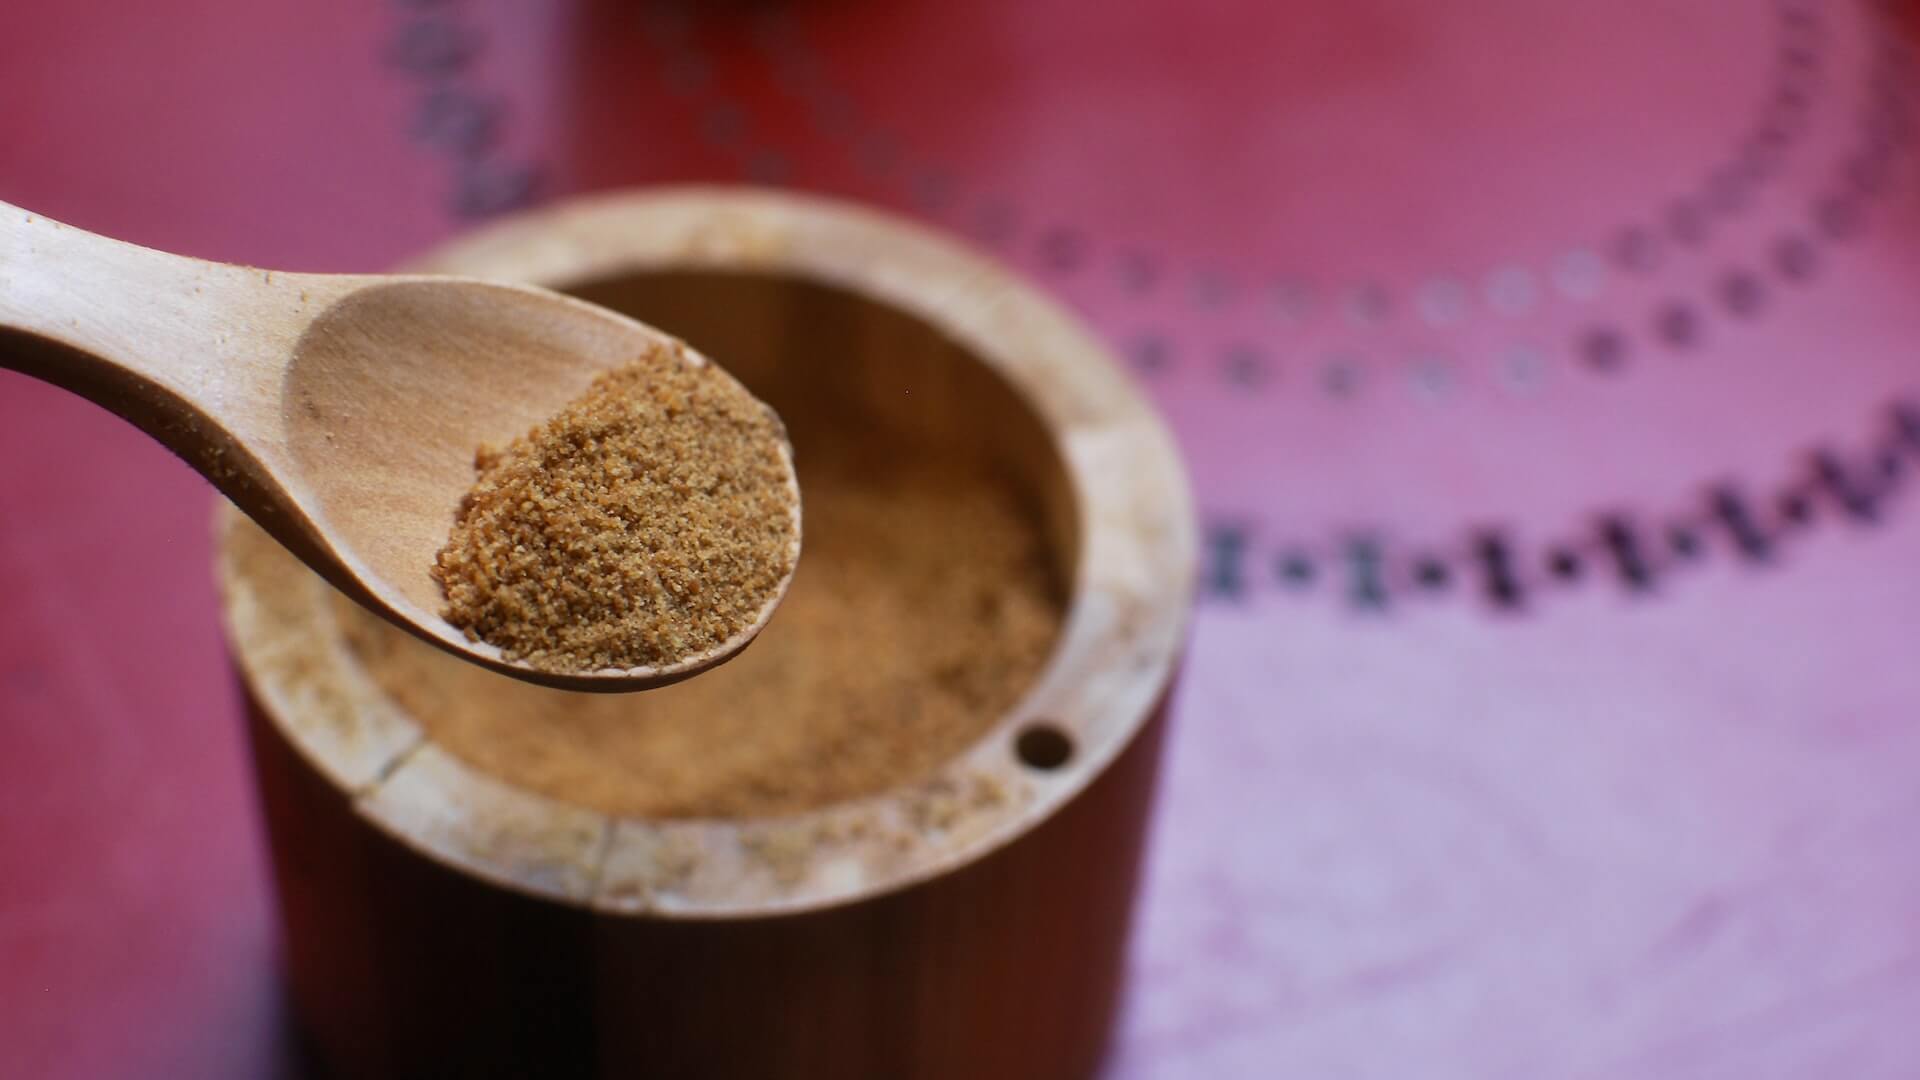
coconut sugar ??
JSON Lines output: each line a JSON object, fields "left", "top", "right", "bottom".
{"left": 431, "top": 343, "right": 798, "bottom": 673}
{"left": 344, "top": 430, "right": 1064, "bottom": 820}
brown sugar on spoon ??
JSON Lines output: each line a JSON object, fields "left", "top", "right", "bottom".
{"left": 431, "top": 342, "right": 800, "bottom": 674}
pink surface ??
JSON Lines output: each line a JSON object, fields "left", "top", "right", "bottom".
{"left": 5, "top": 1, "right": 1920, "bottom": 1076}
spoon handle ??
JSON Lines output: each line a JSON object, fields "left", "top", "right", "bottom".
{"left": 0, "top": 201, "right": 346, "bottom": 573}
{"left": 0, "top": 199, "right": 292, "bottom": 418}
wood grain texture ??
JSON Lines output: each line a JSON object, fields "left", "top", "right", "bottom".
{"left": 220, "top": 187, "right": 1197, "bottom": 1079}
{"left": 246, "top": 686, "right": 1174, "bottom": 1079}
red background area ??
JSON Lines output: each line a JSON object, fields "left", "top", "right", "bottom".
{"left": 6, "top": 2, "right": 1920, "bottom": 1076}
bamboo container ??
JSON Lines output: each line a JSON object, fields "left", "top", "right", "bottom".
{"left": 216, "top": 188, "right": 1196, "bottom": 1079}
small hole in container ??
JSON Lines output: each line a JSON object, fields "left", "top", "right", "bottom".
{"left": 1016, "top": 723, "right": 1075, "bottom": 771}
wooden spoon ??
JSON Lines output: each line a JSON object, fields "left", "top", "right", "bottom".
{"left": 0, "top": 201, "right": 800, "bottom": 692}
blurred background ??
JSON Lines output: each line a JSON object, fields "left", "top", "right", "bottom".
{"left": 5, "top": 0, "right": 1920, "bottom": 1075}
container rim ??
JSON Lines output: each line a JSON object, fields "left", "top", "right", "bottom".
{"left": 216, "top": 186, "right": 1197, "bottom": 918}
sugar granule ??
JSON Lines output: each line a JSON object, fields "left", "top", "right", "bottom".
{"left": 431, "top": 344, "right": 798, "bottom": 673}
